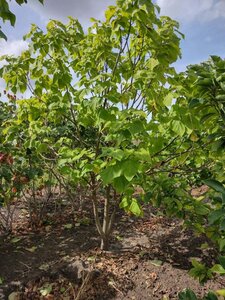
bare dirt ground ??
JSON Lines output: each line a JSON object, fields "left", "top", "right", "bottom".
{"left": 0, "top": 194, "right": 224, "bottom": 300}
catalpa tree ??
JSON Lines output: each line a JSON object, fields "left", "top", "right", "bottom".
{"left": 1, "top": 0, "right": 196, "bottom": 249}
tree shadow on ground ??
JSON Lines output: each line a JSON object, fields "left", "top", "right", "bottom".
{"left": 0, "top": 224, "right": 123, "bottom": 299}
{"left": 143, "top": 224, "right": 218, "bottom": 270}
{"left": 0, "top": 204, "right": 219, "bottom": 299}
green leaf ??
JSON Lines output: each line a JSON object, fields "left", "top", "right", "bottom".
{"left": 129, "top": 198, "right": 143, "bottom": 216}
{"left": 143, "top": 191, "right": 152, "bottom": 203}
{"left": 208, "top": 209, "right": 225, "bottom": 225}
{"left": 122, "top": 160, "right": 139, "bottom": 181}
{"left": 204, "top": 179, "right": 225, "bottom": 194}
{"left": 201, "top": 112, "right": 216, "bottom": 123}
{"left": 105, "top": 6, "right": 116, "bottom": 21}
{"left": 218, "top": 256, "right": 225, "bottom": 269}
{"left": 216, "top": 289, "right": 225, "bottom": 297}
{"left": 0, "top": 29, "right": 7, "bottom": 40}
{"left": 178, "top": 289, "right": 198, "bottom": 300}
{"left": 16, "top": 0, "right": 27, "bottom": 5}
{"left": 220, "top": 218, "right": 225, "bottom": 231}
{"left": 112, "top": 149, "right": 124, "bottom": 161}
{"left": 220, "top": 82, "right": 225, "bottom": 91}
{"left": 188, "top": 98, "right": 201, "bottom": 109}
{"left": 101, "top": 148, "right": 124, "bottom": 161}
{"left": 128, "top": 120, "right": 145, "bottom": 135}
{"left": 198, "top": 78, "right": 212, "bottom": 87}
{"left": 222, "top": 192, "right": 225, "bottom": 205}
{"left": 100, "top": 163, "right": 122, "bottom": 185}
{"left": 191, "top": 259, "right": 204, "bottom": 269}
{"left": 203, "top": 292, "right": 218, "bottom": 300}
{"left": 211, "top": 264, "right": 225, "bottom": 274}
{"left": 7, "top": 13, "right": 16, "bottom": 26}
{"left": 219, "top": 239, "right": 225, "bottom": 252}
{"left": 171, "top": 120, "right": 186, "bottom": 136}
{"left": 195, "top": 204, "right": 210, "bottom": 216}
{"left": 147, "top": 58, "right": 159, "bottom": 71}
{"left": 99, "top": 108, "right": 116, "bottom": 122}
{"left": 163, "top": 93, "right": 174, "bottom": 106}
{"left": 215, "top": 94, "right": 225, "bottom": 101}
{"left": 113, "top": 176, "right": 129, "bottom": 193}
{"left": 189, "top": 132, "right": 199, "bottom": 142}
{"left": 119, "top": 197, "right": 130, "bottom": 209}
{"left": 134, "top": 148, "right": 150, "bottom": 161}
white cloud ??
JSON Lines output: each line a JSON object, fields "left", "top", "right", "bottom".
{"left": 156, "top": 0, "right": 225, "bottom": 22}
{"left": 28, "top": 0, "right": 115, "bottom": 26}
{"left": 0, "top": 39, "right": 28, "bottom": 57}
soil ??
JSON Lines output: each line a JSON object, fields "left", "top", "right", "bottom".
{"left": 0, "top": 193, "right": 225, "bottom": 300}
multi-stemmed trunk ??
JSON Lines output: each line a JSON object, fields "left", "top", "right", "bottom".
{"left": 91, "top": 175, "right": 117, "bottom": 250}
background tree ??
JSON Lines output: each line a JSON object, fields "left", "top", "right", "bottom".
{"left": 170, "top": 56, "right": 225, "bottom": 283}
{"left": 0, "top": 93, "right": 32, "bottom": 232}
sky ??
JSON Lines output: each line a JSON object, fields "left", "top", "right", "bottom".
{"left": 0, "top": 0, "right": 225, "bottom": 73}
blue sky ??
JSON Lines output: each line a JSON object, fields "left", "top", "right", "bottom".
{"left": 0, "top": 0, "right": 225, "bottom": 73}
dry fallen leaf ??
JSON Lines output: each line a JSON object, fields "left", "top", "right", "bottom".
{"left": 39, "top": 263, "right": 50, "bottom": 271}
{"left": 10, "top": 237, "right": 21, "bottom": 244}
{"left": 150, "top": 259, "right": 163, "bottom": 267}
{"left": 8, "top": 292, "right": 20, "bottom": 300}
{"left": 25, "top": 246, "right": 37, "bottom": 253}
{"left": 64, "top": 223, "right": 73, "bottom": 229}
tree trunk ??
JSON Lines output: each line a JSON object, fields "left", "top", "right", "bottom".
{"left": 100, "top": 235, "right": 109, "bottom": 250}
{"left": 91, "top": 175, "right": 117, "bottom": 250}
